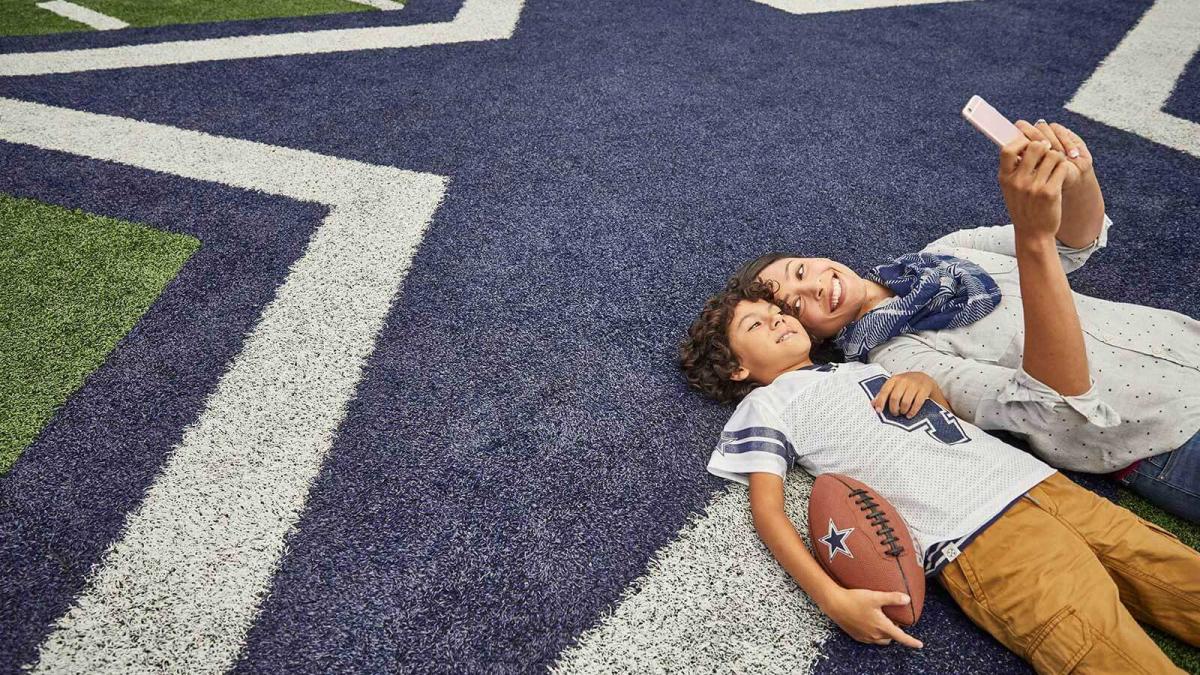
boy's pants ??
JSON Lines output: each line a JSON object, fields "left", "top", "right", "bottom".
{"left": 938, "top": 471, "right": 1200, "bottom": 675}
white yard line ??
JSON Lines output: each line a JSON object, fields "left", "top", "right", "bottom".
{"left": 346, "top": 0, "right": 406, "bottom": 11}
{"left": 0, "top": 96, "right": 446, "bottom": 675}
{"left": 552, "top": 476, "right": 830, "bottom": 675}
{"left": 35, "top": 0, "right": 128, "bottom": 30}
{"left": 0, "top": 0, "right": 521, "bottom": 76}
{"left": 0, "top": 1, "right": 527, "bottom": 671}
{"left": 750, "top": 0, "right": 974, "bottom": 15}
{"left": 1066, "top": 0, "right": 1200, "bottom": 160}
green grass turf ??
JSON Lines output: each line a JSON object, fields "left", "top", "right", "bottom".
{"left": 0, "top": 0, "right": 402, "bottom": 36}
{"left": 1117, "top": 487, "right": 1200, "bottom": 672}
{"left": 0, "top": 194, "right": 199, "bottom": 475}
{"left": 0, "top": 0, "right": 94, "bottom": 36}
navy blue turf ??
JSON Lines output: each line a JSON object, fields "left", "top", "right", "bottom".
{"left": 1164, "top": 53, "right": 1200, "bottom": 125}
{"left": 0, "top": 146, "right": 326, "bottom": 671}
{"left": 2, "top": 0, "right": 1198, "bottom": 672}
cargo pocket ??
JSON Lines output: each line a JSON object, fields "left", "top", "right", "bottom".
{"left": 949, "top": 549, "right": 990, "bottom": 610}
{"left": 1026, "top": 606, "right": 1094, "bottom": 675}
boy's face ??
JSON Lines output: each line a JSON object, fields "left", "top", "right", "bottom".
{"left": 727, "top": 299, "right": 813, "bottom": 385}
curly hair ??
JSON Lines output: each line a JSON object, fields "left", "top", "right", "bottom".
{"left": 679, "top": 277, "right": 785, "bottom": 404}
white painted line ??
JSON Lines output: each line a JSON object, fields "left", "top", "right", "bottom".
{"left": 346, "top": 0, "right": 406, "bottom": 10}
{"left": 35, "top": 0, "right": 129, "bottom": 30}
{"left": 0, "top": 96, "right": 447, "bottom": 674}
{"left": 0, "top": 0, "right": 522, "bottom": 77}
{"left": 552, "top": 476, "right": 831, "bottom": 675}
{"left": 751, "top": 0, "right": 974, "bottom": 15}
{"left": 1066, "top": 0, "right": 1200, "bottom": 160}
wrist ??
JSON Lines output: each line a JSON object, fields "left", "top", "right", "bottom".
{"left": 813, "top": 581, "right": 845, "bottom": 612}
{"left": 1014, "top": 231, "right": 1058, "bottom": 256}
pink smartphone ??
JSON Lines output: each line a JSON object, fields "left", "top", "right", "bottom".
{"left": 962, "top": 95, "right": 1022, "bottom": 147}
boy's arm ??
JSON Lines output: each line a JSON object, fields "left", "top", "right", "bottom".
{"left": 871, "top": 371, "right": 955, "bottom": 418}
{"left": 748, "top": 473, "right": 923, "bottom": 649}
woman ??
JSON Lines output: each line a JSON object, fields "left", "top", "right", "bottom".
{"left": 737, "top": 119, "right": 1200, "bottom": 523}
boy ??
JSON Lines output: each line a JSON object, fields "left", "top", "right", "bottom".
{"left": 679, "top": 279, "right": 1200, "bottom": 673}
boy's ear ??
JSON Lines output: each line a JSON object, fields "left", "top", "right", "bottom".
{"left": 730, "top": 365, "right": 750, "bottom": 382}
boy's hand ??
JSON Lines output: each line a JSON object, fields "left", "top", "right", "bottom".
{"left": 998, "top": 136, "right": 1071, "bottom": 243}
{"left": 1014, "top": 119, "right": 1094, "bottom": 187}
{"left": 819, "top": 587, "right": 924, "bottom": 648}
{"left": 873, "top": 372, "right": 947, "bottom": 418}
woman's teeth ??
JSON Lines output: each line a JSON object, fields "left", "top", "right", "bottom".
{"left": 830, "top": 275, "right": 842, "bottom": 312}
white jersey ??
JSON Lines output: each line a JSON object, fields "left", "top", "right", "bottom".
{"left": 707, "top": 361, "right": 1055, "bottom": 575}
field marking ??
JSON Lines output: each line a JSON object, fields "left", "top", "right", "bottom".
{"left": 347, "top": 0, "right": 406, "bottom": 10}
{"left": 1067, "top": 0, "right": 1200, "bottom": 160}
{"left": 35, "top": 0, "right": 128, "bottom": 30}
{"left": 0, "top": 96, "right": 447, "bottom": 674}
{"left": 0, "top": 0, "right": 523, "bottom": 76}
{"left": 751, "top": 0, "right": 975, "bottom": 15}
{"left": 552, "top": 476, "right": 830, "bottom": 675}
{"left": 0, "top": 0, "right": 528, "bottom": 670}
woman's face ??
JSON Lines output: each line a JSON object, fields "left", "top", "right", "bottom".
{"left": 756, "top": 257, "right": 867, "bottom": 339}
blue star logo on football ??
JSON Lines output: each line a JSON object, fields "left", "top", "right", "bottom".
{"left": 819, "top": 519, "right": 855, "bottom": 563}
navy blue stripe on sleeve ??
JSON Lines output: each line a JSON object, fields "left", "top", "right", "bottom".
{"left": 717, "top": 427, "right": 796, "bottom": 468}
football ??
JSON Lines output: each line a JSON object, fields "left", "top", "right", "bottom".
{"left": 808, "top": 474, "right": 925, "bottom": 627}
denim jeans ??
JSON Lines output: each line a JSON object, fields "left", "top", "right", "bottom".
{"left": 1119, "top": 428, "right": 1200, "bottom": 525}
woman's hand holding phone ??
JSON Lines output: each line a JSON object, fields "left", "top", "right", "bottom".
{"left": 1013, "top": 120, "right": 1092, "bottom": 188}
{"left": 964, "top": 95, "right": 1106, "bottom": 250}
{"left": 998, "top": 136, "right": 1072, "bottom": 243}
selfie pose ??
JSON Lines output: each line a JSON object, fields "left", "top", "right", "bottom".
{"left": 738, "top": 119, "right": 1200, "bottom": 523}
{"left": 681, "top": 135, "right": 1200, "bottom": 673}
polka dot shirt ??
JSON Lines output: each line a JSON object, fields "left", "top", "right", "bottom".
{"left": 868, "top": 216, "right": 1200, "bottom": 474}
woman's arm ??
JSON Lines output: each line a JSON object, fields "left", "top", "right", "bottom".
{"left": 867, "top": 334, "right": 1120, "bottom": 431}
{"left": 748, "top": 473, "right": 923, "bottom": 649}
{"left": 923, "top": 121, "right": 1109, "bottom": 272}
{"left": 998, "top": 137, "right": 1092, "bottom": 397}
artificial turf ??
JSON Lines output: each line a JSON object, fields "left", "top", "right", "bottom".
{"left": 0, "top": 0, "right": 90, "bottom": 36}
{"left": 1117, "top": 487, "right": 1200, "bottom": 673}
{"left": 0, "top": 0, "right": 396, "bottom": 36}
{"left": 0, "top": 193, "right": 199, "bottom": 475}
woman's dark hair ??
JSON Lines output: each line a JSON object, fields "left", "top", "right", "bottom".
{"left": 732, "top": 252, "right": 788, "bottom": 290}
{"left": 731, "top": 253, "right": 846, "bottom": 365}
{"left": 678, "top": 277, "right": 778, "bottom": 403}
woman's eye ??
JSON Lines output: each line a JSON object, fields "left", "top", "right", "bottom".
{"left": 750, "top": 321, "right": 761, "bottom": 331}
{"left": 796, "top": 264, "right": 805, "bottom": 280}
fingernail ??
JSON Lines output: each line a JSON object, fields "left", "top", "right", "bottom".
{"left": 1035, "top": 118, "right": 1046, "bottom": 125}
{"left": 901, "top": 595, "right": 911, "bottom": 604}
{"left": 1069, "top": 149, "right": 1080, "bottom": 158}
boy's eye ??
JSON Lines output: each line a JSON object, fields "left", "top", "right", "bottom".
{"left": 749, "top": 321, "right": 761, "bottom": 331}
{"left": 796, "top": 264, "right": 805, "bottom": 280}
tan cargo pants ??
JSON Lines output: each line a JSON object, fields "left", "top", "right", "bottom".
{"left": 938, "top": 471, "right": 1200, "bottom": 674}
